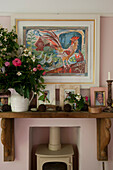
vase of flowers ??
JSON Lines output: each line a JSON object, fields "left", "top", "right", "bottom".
{"left": 0, "top": 26, "right": 46, "bottom": 112}
{"left": 8, "top": 88, "right": 34, "bottom": 112}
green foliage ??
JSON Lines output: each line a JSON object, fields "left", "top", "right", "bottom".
{"left": 38, "top": 93, "right": 50, "bottom": 103}
{"left": 64, "top": 92, "right": 85, "bottom": 111}
{"left": 0, "top": 26, "right": 46, "bottom": 99}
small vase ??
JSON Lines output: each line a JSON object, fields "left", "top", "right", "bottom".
{"left": 8, "top": 88, "right": 34, "bottom": 112}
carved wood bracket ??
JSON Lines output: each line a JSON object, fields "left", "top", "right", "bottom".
{"left": 1, "top": 118, "right": 14, "bottom": 161}
{"left": 97, "top": 118, "right": 111, "bottom": 161}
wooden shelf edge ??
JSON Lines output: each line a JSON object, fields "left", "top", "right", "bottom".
{"left": 0, "top": 111, "right": 113, "bottom": 118}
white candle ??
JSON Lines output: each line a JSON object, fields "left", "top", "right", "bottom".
{"left": 108, "top": 72, "right": 110, "bottom": 80}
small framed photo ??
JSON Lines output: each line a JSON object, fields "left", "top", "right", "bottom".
{"left": 60, "top": 84, "right": 80, "bottom": 108}
{"left": 0, "top": 94, "right": 10, "bottom": 109}
{"left": 90, "top": 87, "right": 108, "bottom": 107}
{"left": 37, "top": 84, "right": 56, "bottom": 107}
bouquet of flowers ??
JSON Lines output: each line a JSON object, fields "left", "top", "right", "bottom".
{"left": 64, "top": 92, "right": 88, "bottom": 111}
{"left": 0, "top": 26, "right": 46, "bottom": 99}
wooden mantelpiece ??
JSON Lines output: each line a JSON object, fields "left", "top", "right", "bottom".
{"left": 0, "top": 111, "right": 113, "bottom": 118}
{"left": 0, "top": 111, "right": 112, "bottom": 162}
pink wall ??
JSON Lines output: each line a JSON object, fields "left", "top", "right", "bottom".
{"left": 0, "top": 16, "right": 11, "bottom": 30}
{"left": 0, "top": 16, "right": 113, "bottom": 170}
{"left": 100, "top": 16, "right": 113, "bottom": 86}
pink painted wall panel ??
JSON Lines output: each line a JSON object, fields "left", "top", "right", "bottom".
{"left": 0, "top": 16, "right": 11, "bottom": 30}
{"left": 100, "top": 16, "right": 113, "bottom": 86}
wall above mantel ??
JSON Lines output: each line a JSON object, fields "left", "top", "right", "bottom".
{"left": 0, "top": 0, "right": 113, "bottom": 14}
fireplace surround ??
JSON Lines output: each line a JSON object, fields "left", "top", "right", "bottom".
{"left": 0, "top": 111, "right": 112, "bottom": 170}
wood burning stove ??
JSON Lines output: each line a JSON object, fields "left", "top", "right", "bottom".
{"left": 35, "top": 127, "right": 74, "bottom": 170}
{"left": 43, "top": 162, "right": 67, "bottom": 170}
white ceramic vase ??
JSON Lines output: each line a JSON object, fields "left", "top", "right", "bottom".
{"left": 9, "top": 88, "right": 34, "bottom": 112}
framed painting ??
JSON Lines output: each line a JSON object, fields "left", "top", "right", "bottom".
{"left": 60, "top": 84, "right": 80, "bottom": 108}
{"left": 15, "top": 14, "right": 100, "bottom": 88}
{"left": 37, "top": 84, "right": 56, "bottom": 107}
{"left": 90, "top": 87, "right": 108, "bottom": 107}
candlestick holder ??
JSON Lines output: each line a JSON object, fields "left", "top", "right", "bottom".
{"left": 103, "top": 80, "right": 113, "bottom": 112}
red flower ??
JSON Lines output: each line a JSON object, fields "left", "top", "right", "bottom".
{"left": 37, "top": 64, "right": 42, "bottom": 70}
{"left": 37, "top": 64, "right": 44, "bottom": 71}
{"left": 85, "top": 96, "right": 88, "bottom": 102}
{"left": 12, "top": 58, "right": 22, "bottom": 67}
{"left": 42, "top": 71, "right": 46, "bottom": 76}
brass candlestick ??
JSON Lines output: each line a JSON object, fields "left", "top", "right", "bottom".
{"left": 103, "top": 80, "right": 113, "bottom": 112}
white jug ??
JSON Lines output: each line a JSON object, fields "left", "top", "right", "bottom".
{"left": 9, "top": 88, "right": 34, "bottom": 112}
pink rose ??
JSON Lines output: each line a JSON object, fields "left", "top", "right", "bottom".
{"left": 12, "top": 58, "right": 22, "bottom": 67}
{"left": 42, "top": 71, "right": 46, "bottom": 76}
{"left": 33, "top": 67, "right": 37, "bottom": 72}
{"left": 5, "top": 61, "right": 10, "bottom": 67}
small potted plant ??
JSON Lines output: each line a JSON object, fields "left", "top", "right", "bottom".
{"left": 64, "top": 92, "right": 88, "bottom": 111}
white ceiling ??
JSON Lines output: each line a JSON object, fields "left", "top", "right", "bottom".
{"left": 0, "top": 0, "right": 113, "bottom": 14}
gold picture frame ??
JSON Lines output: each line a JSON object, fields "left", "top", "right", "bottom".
{"left": 60, "top": 84, "right": 80, "bottom": 108}
{"left": 15, "top": 14, "right": 100, "bottom": 88}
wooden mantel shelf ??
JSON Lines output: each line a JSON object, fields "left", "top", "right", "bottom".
{"left": 0, "top": 111, "right": 112, "bottom": 162}
{"left": 0, "top": 111, "right": 113, "bottom": 118}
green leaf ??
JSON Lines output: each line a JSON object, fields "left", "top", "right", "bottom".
{"left": 24, "top": 86, "right": 30, "bottom": 99}
{"left": 38, "top": 95, "right": 45, "bottom": 101}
